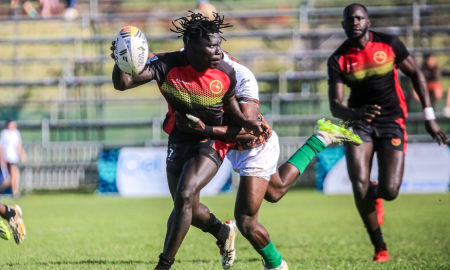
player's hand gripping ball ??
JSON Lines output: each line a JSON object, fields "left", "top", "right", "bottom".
{"left": 114, "top": 26, "right": 149, "bottom": 75}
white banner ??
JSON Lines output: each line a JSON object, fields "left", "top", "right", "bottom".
{"left": 323, "top": 143, "right": 450, "bottom": 194}
{"left": 116, "top": 147, "right": 232, "bottom": 197}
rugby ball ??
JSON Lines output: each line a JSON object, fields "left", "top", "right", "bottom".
{"left": 114, "top": 26, "right": 148, "bottom": 75}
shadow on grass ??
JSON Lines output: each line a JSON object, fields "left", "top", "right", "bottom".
{"left": 26, "top": 258, "right": 263, "bottom": 266}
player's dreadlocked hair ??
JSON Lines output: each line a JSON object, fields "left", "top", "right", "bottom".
{"left": 171, "top": 11, "right": 232, "bottom": 45}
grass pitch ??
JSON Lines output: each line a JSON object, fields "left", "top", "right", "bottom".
{"left": 0, "top": 190, "right": 449, "bottom": 269}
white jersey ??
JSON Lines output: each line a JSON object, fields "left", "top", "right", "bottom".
{"left": 0, "top": 129, "right": 22, "bottom": 163}
{"left": 222, "top": 52, "right": 259, "bottom": 102}
{"left": 221, "top": 52, "right": 280, "bottom": 181}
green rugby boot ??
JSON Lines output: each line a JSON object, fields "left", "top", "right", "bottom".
{"left": 315, "top": 119, "right": 362, "bottom": 146}
{"left": 0, "top": 220, "right": 11, "bottom": 240}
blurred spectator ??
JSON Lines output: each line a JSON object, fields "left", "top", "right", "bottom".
{"left": 64, "top": 0, "right": 79, "bottom": 20}
{"left": 10, "top": 0, "right": 38, "bottom": 19}
{"left": 414, "top": 54, "right": 443, "bottom": 107}
{"left": 40, "top": 0, "right": 59, "bottom": 19}
{"left": 0, "top": 119, "right": 27, "bottom": 198}
{"left": 196, "top": 0, "right": 217, "bottom": 19}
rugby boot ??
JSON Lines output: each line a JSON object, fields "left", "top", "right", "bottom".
{"left": 373, "top": 245, "right": 389, "bottom": 262}
{"left": 369, "top": 181, "right": 385, "bottom": 226}
{"left": 217, "top": 220, "right": 239, "bottom": 269}
{"left": 263, "top": 259, "right": 289, "bottom": 270}
{"left": 9, "top": 205, "right": 26, "bottom": 244}
{"left": 315, "top": 119, "right": 362, "bottom": 146}
{"left": 0, "top": 220, "right": 10, "bottom": 240}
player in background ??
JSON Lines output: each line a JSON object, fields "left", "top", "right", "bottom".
{"left": 0, "top": 119, "right": 28, "bottom": 198}
{"left": 175, "top": 50, "right": 362, "bottom": 270}
{"left": 111, "top": 12, "right": 269, "bottom": 270}
{"left": 0, "top": 203, "right": 26, "bottom": 244}
{"left": 327, "top": 4, "right": 448, "bottom": 262}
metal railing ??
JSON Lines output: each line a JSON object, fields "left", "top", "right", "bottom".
{"left": 21, "top": 141, "right": 103, "bottom": 192}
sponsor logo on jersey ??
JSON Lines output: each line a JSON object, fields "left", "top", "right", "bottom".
{"left": 391, "top": 138, "right": 401, "bottom": 146}
{"left": 373, "top": 51, "right": 387, "bottom": 64}
{"left": 175, "top": 78, "right": 190, "bottom": 85}
{"left": 200, "top": 138, "right": 209, "bottom": 143}
{"left": 240, "top": 78, "right": 250, "bottom": 87}
{"left": 210, "top": 80, "right": 223, "bottom": 94}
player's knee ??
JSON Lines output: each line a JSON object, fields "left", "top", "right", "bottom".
{"left": 264, "top": 192, "right": 282, "bottom": 203}
{"left": 235, "top": 215, "right": 255, "bottom": 237}
{"left": 380, "top": 186, "right": 399, "bottom": 201}
{"left": 174, "top": 187, "right": 196, "bottom": 208}
{"left": 352, "top": 181, "right": 369, "bottom": 200}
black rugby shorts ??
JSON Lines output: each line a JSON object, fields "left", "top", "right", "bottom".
{"left": 166, "top": 137, "right": 231, "bottom": 177}
{"left": 349, "top": 118, "right": 408, "bottom": 153}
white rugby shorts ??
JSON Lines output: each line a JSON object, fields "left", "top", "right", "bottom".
{"left": 226, "top": 131, "right": 280, "bottom": 181}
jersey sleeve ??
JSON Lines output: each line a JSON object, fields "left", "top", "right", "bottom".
{"left": 235, "top": 67, "right": 259, "bottom": 101}
{"left": 224, "top": 68, "right": 237, "bottom": 99}
{"left": 144, "top": 55, "right": 171, "bottom": 84}
{"left": 327, "top": 55, "right": 344, "bottom": 84}
{"left": 391, "top": 36, "right": 410, "bottom": 64}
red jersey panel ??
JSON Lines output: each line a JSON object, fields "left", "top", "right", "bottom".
{"left": 147, "top": 51, "right": 237, "bottom": 141}
{"left": 328, "top": 31, "right": 410, "bottom": 122}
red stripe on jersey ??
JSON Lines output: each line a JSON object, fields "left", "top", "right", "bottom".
{"left": 393, "top": 67, "right": 408, "bottom": 118}
{"left": 163, "top": 104, "right": 175, "bottom": 134}
{"left": 395, "top": 118, "right": 408, "bottom": 153}
{"left": 164, "top": 66, "right": 231, "bottom": 97}
{"left": 338, "top": 41, "right": 395, "bottom": 77}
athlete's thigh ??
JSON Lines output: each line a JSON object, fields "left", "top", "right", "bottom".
{"left": 372, "top": 122, "right": 406, "bottom": 190}
{"left": 345, "top": 142, "right": 375, "bottom": 183}
{"left": 177, "top": 154, "right": 218, "bottom": 195}
{"left": 235, "top": 176, "right": 269, "bottom": 217}
{"left": 167, "top": 172, "right": 180, "bottom": 200}
{"left": 376, "top": 147, "right": 405, "bottom": 191}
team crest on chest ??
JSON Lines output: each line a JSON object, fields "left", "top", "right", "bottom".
{"left": 210, "top": 80, "right": 223, "bottom": 94}
{"left": 373, "top": 51, "right": 387, "bottom": 64}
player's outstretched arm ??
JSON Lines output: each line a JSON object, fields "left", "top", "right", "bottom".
{"left": 398, "top": 55, "right": 448, "bottom": 145}
{"left": 329, "top": 82, "right": 381, "bottom": 122}
{"left": 110, "top": 41, "right": 154, "bottom": 91}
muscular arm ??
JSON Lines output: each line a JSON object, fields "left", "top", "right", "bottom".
{"left": 210, "top": 103, "right": 260, "bottom": 141}
{"left": 329, "top": 82, "right": 354, "bottom": 120}
{"left": 398, "top": 55, "right": 447, "bottom": 144}
{"left": 112, "top": 64, "right": 154, "bottom": 91}
{"left": 174, "top": 103, "right": 261, "bottom": 142}
{"left": 328, "top": 82, "right": 381, "bottom": 122}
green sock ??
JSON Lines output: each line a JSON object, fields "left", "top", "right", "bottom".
{"left": 256, "top": 239, "right": 283, "bottom": 269}
{"left": 287, "top": 134, "right": 326, "bottom": 174}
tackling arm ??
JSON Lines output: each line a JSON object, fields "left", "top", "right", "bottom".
{"left": 174, "top": 104, "right": 271, "bottom": 142}
{"left": 210, "top": 103, "right": 263, "bottom": 141}
{"left": 222, "top": 95, "right": 269, "bottom": 136}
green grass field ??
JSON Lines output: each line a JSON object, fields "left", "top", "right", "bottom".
{"left": 0, "top": 190, "right": 449, "bottom": 269}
